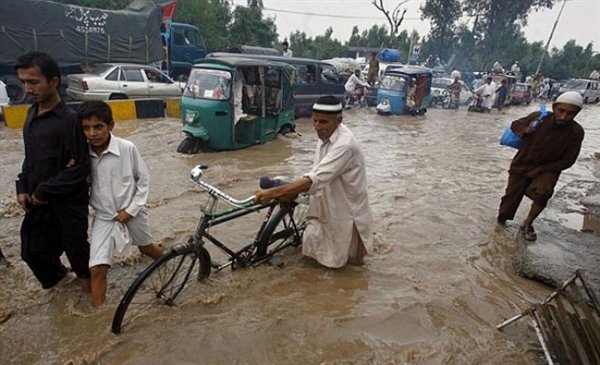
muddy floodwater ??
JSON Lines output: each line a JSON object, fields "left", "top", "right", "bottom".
{"left": 0, "top": 104, "right": 598, "bottom": 364}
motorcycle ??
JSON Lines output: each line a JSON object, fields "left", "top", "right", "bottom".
{"left": 467, "top": 94, "right": 488, "bottom": 113}
{"left": 345, "top": 86, "right": 368, "bottom": 108}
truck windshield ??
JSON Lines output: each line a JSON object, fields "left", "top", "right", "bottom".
{"left": 184, "top": 69, "right": 232, "bottom": 100}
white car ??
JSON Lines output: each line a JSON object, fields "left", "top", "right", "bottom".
{"left": 66, "top": 63, "right": 183, "bottom": 101}
{"left": 0, "top": 80, "right": 9, "bottom": 116}
{"left": 430, "top": 77, "right": 473, "bottom": 107}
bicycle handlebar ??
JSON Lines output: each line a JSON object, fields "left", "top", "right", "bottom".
{"left": 190, "top": 165, "right": 256, "bottom": 206}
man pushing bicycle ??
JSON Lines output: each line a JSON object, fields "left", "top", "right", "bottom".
{"left": 254, "top": 96, "right": 372, "bottom": 268}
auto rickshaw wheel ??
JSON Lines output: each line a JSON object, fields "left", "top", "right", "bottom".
{"left": 177, "top": 137, "right": 207, "bottom": 154}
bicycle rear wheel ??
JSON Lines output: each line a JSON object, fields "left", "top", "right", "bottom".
{"left": 111, "top": 245, "right": 211, "bottom": 334}
{"left": 255, "top": 202, "right": 308, "bottom": 259}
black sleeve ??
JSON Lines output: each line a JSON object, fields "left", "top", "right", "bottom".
{"left": 34, "top": 115, "right": 90, "bottom": 201}
{"left": 15, "top": 116, "right": 32, "bottom": 195}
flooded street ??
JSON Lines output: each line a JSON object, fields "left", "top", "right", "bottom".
{"left": 0, "top": 103, "right": 598, "bottom": 364}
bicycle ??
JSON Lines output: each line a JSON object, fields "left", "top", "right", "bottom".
{"left": 111, "top": 164, "right": 309, "bottom": 334}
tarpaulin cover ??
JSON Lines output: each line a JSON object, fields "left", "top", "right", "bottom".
{"left": 0, "top": 0, "right": 164, "bottom": 66}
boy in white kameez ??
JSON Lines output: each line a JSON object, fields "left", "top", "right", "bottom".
{"left": 78, "top": 101, "right": 163, "bottom": 306}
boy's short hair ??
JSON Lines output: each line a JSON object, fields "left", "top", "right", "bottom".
{"left": 78, "top": 100, "right": 113, "bottom": 125}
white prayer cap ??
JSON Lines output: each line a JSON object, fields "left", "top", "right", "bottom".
{"left": 554, "top": 91, "right": 583, "bottom": 108}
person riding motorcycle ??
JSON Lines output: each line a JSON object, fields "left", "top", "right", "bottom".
{"left": 344, "top": 69, "right": 368, "bottom": 106}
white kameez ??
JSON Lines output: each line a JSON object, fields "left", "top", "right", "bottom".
{"left": 302, "top": 124, "right": 373, "bottom": 268}
{"left": 88, "top": 134, "right": 152, "bottom": 267}
{"left": 476, "top": 83, "right": 497, "bottom": 110}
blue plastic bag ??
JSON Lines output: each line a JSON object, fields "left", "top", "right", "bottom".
{"left": 500, "top": 104, "right": 548, "bottom": 149}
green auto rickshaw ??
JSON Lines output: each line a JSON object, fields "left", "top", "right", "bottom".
{"left": 177, "top": 57, "right": 296, "bottom": 153}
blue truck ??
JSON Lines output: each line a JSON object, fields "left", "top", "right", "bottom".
{"left": 0, "top": 0, "right": 207, "bottom": 104}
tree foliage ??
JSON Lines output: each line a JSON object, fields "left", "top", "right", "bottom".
{"left": 229, "top": 1, "right": 278, "bottom": 47}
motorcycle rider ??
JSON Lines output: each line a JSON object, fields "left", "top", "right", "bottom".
{"left": 344, "top": 69, "right": 368, "bottom": 105}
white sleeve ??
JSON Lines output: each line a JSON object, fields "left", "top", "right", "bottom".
{"left": 125, "top": 146, "right": 150, "bottom": 217}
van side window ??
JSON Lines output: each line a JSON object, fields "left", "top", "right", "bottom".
{"left": 296, "top": 65, "right": 317, "bottom": 84}
{"left": 321, "top": 65, "right": 342, "bottom": 84}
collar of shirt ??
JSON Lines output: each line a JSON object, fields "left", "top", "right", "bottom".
{"left": 89, "top": 133, "right": 121, "bottom": 158}
{"left": 29, "top": 100, "right": 70, "bottom": 119}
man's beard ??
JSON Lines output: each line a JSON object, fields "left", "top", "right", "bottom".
{"left": 555, "top": 120, "right": 569, "bottom": 128}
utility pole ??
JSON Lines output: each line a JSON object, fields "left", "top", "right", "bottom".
{"left": 535, "top": 0, "right": 568, "bottom": 75}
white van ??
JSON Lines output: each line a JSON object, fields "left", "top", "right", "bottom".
{"left": 0, "top": 80, "right": 10, "bottom": 118}
{"left": 558, "top": 78, "right": 600, "bottom": 104}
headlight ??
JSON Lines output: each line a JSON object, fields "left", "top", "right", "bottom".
{"left": 185, "top": 111, "right": 198, "bottom": 125}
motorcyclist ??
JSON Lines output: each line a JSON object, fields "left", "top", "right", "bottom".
{"left": 344, "top": 69, "right": 368, "bottom": 104}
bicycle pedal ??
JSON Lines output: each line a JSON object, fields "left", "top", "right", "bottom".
{"left": 268, "top": 257, "right": 284, "bottom": 269}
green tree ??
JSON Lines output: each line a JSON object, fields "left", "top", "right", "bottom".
{"left": 347, "top": 25, "right": 389, "bottom": 48}
{"left": 461, "top": 0, "right": 555, "bottom": 70}
{"left": 229, "top": 1, "right": 278, "bottom": 47}
{"left": 310, "top": 27, "right": 347, "bottom": 59}
{"left": 420, "top": 0, "right": 461, "bottom": 62}
{"left": 173, "top": 0, "right": 231, "bottom": 52}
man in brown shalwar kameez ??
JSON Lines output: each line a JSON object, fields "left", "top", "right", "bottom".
{"left": 497, "top": 91, "right": 585, "bottom": 241}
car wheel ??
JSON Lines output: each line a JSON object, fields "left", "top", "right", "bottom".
{"left": 109, "top": 94, "right": 128, "bottom": 100}
{"left": 0, "top": 75, "right": 27, "bottom": 104}
{"left": 429, "top": 97, "right": 438, "bottom": 108}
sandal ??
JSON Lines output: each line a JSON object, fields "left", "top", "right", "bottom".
{"left": 520, "top": 225, "right": 537, "bottom": 241}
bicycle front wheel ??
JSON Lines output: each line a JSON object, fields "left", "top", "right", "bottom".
{"left": 111, "top": 245, "right": 211, "bottom": 334}
{"left": 256, "top": 202, "right": 308, "bottom": 259}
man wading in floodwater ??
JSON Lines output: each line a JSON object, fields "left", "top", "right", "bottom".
{"left": 254, "top": 95, "right": 372, "bottom": 268}
{"left": 15, "top": 51, "right": 91, "bottom": 291}
{"left": 497, "top": 91, "right": 585, "bottom": 241}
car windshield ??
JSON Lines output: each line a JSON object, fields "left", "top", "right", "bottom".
{"left": 564, "top": 80, "right": 586, "bottom": 90}
{"left": 184, "top": 69, "right": 232, "bottom": 100}
{"left": 380, "top": 75, "right": 406, "bottom": 91}
{"left": 89, "top": 64, "right": 115, "bottom": 76}
{"left": 432, "top": 78, "right": 451, "bottom": 88}
{"left": 514, "top": 84, "right": 527, "bottom": 91}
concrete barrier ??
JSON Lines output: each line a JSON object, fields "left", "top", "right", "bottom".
{"left": 1, "top": 98, "right": 174, "bottom": 129}
{"left": 165, "top": 98, "right": 180, "bottom": 118}
{"left": 1, "top": 104, "right": 30, "bottom": 129}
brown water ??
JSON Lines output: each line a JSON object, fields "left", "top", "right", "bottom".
{"left": 0, "top": 104, "right": 598, "bottom": 364}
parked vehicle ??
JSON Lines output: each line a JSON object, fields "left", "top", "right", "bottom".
{"left": 430, "top": 77, "right": 473, "bottom": 107}
{"left": 0, "top": 0, "right": 205, "bottom": 104}
{"left": 375, "top": 67, "right": 432, "bottom": 116}
{"left": 558, "top": 78, "right": 600, "bottom": 104}
{"left": 177, "top": 57, "right": 296, "bottom": 153}
{"left": 66, "top": 63, "right": 183, "bottom": 101}
{"left": 510, "top": 83, "right": 532, "bottom": 105}
{"left": 208, "top": 53, "right": 345, "bottom": 117}
{"left": 0, "top": 80, "right": 9, "bottom": 118}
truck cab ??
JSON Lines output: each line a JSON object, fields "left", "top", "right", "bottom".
{"left": 168, "top": 23, "right": 207, "bottom": 81}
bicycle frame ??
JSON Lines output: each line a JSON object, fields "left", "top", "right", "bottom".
{"left": 190, "top": 194, "right": 279, "bottom": 270}
{"left": 179, "top": 164, "right": 301, "bottom": 271}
